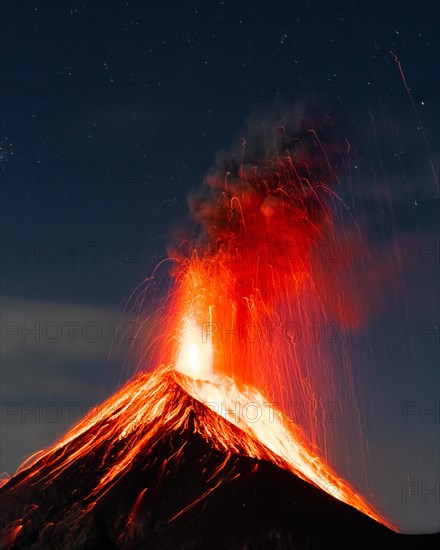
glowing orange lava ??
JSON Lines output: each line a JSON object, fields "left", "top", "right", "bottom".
{"left": 1, "top": 118, "right": 398, "bottom": 539}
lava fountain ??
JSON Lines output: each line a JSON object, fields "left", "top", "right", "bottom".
{"left": 161, "top": 114, "right": 395, "bottom": 527}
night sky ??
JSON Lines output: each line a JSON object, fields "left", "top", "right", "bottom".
{"left": 1, "top": 0, "right": 439, "bottom": 534}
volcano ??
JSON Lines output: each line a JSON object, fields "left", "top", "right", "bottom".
{"left": 0, "top": 369, "right": 437, "bottom": 549}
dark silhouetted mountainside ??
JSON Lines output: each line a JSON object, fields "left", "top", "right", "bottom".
{"left": 0, "top": 371, "right": 438, "bottom": 549}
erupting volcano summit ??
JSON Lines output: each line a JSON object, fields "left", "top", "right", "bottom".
{"left": 2, "top": 113, "right": 437, "bottom": 549}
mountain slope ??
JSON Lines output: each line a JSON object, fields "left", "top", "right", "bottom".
{"left": 0, "top": 370, "right": 437, "bottom": 549}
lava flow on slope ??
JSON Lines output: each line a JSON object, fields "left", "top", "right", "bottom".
{"left": 1, "top": 366, "right": 437, "bottom": 549}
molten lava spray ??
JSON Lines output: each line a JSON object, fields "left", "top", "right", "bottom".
{"left": 160, "top": 110, "right": 394, "bottom": 527}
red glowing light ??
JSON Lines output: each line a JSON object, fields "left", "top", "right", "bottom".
{"left": 1, "top": 114, "right": 399, "bottom": 539}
